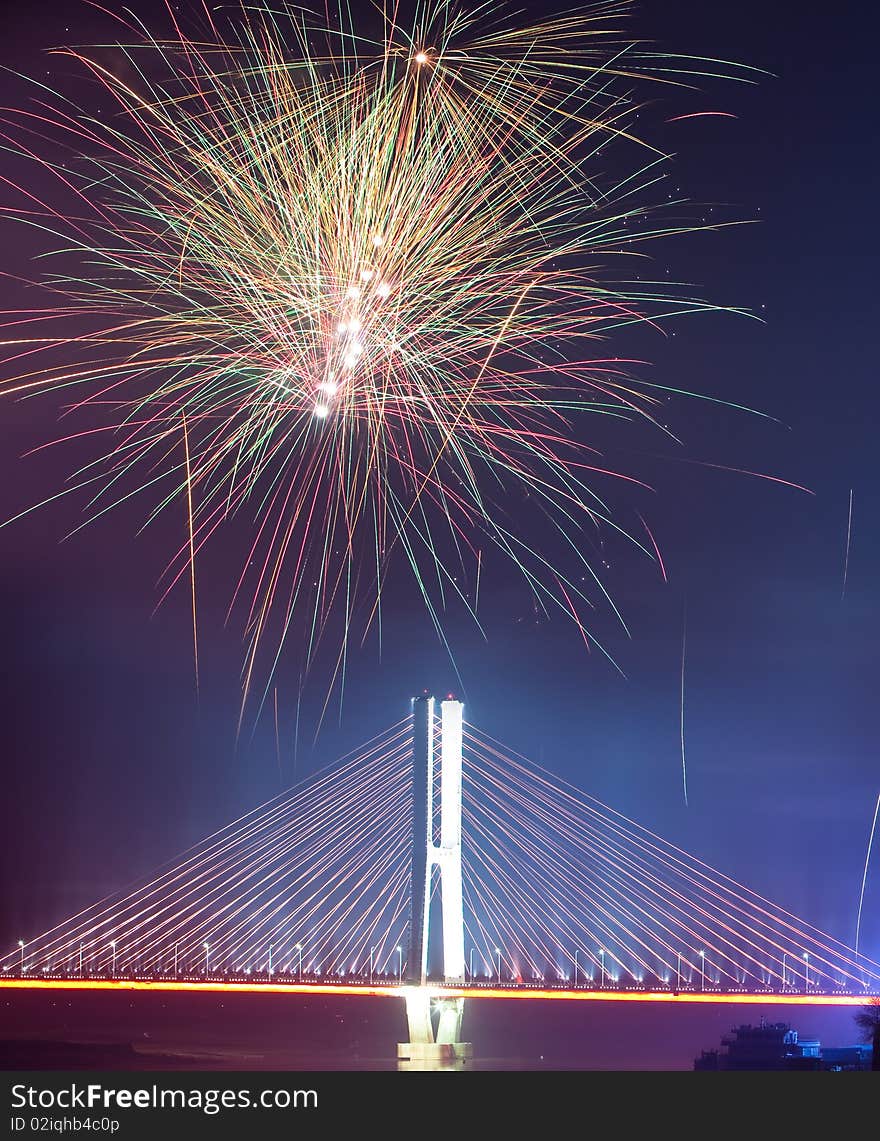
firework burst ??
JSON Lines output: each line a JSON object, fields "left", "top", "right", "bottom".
{"left": 0, "top": 0, "right": 759, "bottom": 716}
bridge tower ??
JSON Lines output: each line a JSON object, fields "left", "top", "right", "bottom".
{"left": 398, "top": 695, "right": 472, "bottom": 1065}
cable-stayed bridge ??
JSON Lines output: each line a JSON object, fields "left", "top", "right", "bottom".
{"left": 3, "top": 696, "right": 878, "bottom": 1061}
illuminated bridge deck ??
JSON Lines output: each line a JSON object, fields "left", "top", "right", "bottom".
{"left": 1, "top": 977, "right": 876, "bottom": 1006}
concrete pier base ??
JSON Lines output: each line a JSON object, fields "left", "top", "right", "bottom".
{"left": 398, "top": 988, "right": 471, "bottom": 1067}
{"left": 397, "top": 1040, "right": 473, "bottom": 1068}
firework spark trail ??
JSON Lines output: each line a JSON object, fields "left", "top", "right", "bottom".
{"left": 292, "top": 675, "right": 302, "bottom": 783}
{"left": 0, "top": 0, "right": 763, "bottom": 710}
{"left": 636, "top": 510, "right": 667, "bottom": 583}
{"left": 680, "top": 601, "right": 688, "bottom": 808}
{"left": 855, "top": 790, "right": 880, "bottom": 957}
{"left": 666, "top": 111, "right": 738, "bottom": 123}
{"left": 842, "top": 488, "right": 853, "bottom": 601}
{"left": 273, "top": 685, "right": 282, "bottom": 786}
{"left": 181, "top": 407, "right": 199, "bottom": 695}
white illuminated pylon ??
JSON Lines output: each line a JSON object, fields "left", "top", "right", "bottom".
{"left": 435, "top": 698, "right": 465, "bottom": 984}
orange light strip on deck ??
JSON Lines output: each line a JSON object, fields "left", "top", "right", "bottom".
{"left": 0, "top": 979, "right": 874, "bottom": 1006}
{"left": 441, "top": 987, "right": 875, "bottom": 1006}
{"left": 0, "top": 980, "right": 393, "bottom": 999}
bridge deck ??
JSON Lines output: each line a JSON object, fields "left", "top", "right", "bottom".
{"left": 1, "top": 978, "right": 875, "bottom": 1005}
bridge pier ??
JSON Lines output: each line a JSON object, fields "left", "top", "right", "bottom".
{"left": 398, "top": 989, "right": 471, "bottom": 1066}
{"left": 398, "top": 696, "right": 472, "bottom": 1066}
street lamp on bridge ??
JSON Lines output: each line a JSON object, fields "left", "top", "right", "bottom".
{"left": 396, "top": 945, "right": 403, "bottom": 985}
{"left": 110, "top": 941, "right": 116, "bottom": 977}
{"left": 296, "top": 943, "right": 303, "bottom": 981}
{"left": 369, "top": 946, "right": 375, "bottom": 984}
{"left": 469, "top": 947, "right": 475, "bottom": 980}
{"left": 203, "top": 942, "right": 210, "bottom": 975}
{"left": 803, "top": 952, "right": 810, "bottom": 991}
{"left": 574, "top": 948, "right": 580, "bottom": 986}
{"left": 494, "top": 947, "right": 501, "bottom": 984}
{"left": 699, "top": 949, "right": 705, "bottom": 991}
{"left": 268, "top": 944, "right": 273, "bottom": 976}
{"left": 600, "top": 948, "right": 606, "bottom": 988}
{"left": 17, "top": 941, "right": 24, "bottom": 974}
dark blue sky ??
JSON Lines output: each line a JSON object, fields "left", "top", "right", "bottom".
{"left": 1, "top": 0, "right": 878, "bottom": 986}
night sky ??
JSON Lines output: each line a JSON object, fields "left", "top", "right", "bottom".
{"left": 1, "top": 0, "right": 878, "bottom": 1066}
